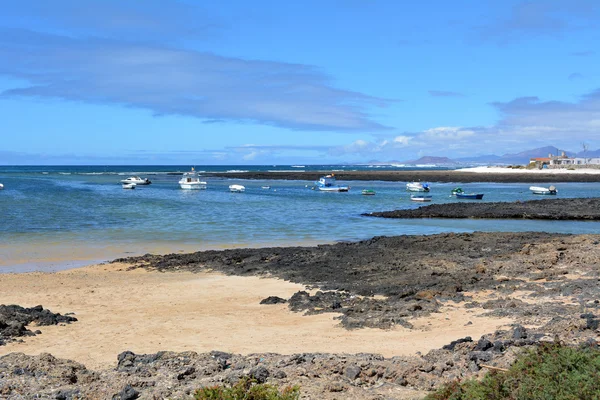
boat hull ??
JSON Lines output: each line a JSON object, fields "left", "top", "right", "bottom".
{"left": 229, "top": 185, "right": 246, "bottom": 193}
{"left": 179, "top": 183, "right": 207, "bottom": 190}
{"left": 456, "top": 193, "right": 484, "bottom": 199}
{"left": 530, "top": 186, "right": 557, "bottom": 195}
{"left": 406, "top": 182, "right": 430, "bottom": 192}
{"left": 318, "top": 186, "right": 349, "bottom": 192}
{"left": 410, "top": 195, "right": 432, "bottom": 202}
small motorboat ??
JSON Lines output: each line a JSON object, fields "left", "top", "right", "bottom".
{"left": 456, "top": 192, "right": 484, "bottom": 199}
{"left": 261, "top": 185, "right": 271, "bottom": 189}
{"left": 406, "top": 182, "right": 430, "bottom": 192}
{"left": 530, "top": 185, "right": 557, "bottom": 195}
{"left": 0, "top": 183, "right": 3, "bottom": 190}
{"left": 410, "top": 194, "right": 432, "bottom": 202}
{"left": 120, "top": 176, "right": 151, "bottom": 185}
{"left": 122, "top": 183, "right": 136, "bottom": 189}
{"left": 451, "top": 187, "right": 464, "bottom": 196}
{"left": 314, "top": 174, "right": 349, "bottom": 192}
{"left": 179, "top": 168, "right": 207, "bottom": 190}
{"left": 362, "top": 189, "right": 376, "bottom": 195}
{"left": 229, "top": 184, "right": 246, "bottom": 193}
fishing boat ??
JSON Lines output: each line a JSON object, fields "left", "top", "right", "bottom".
{"left": 314, "top": 174, "right": 349, "bottom": 192}
{"left": 122, "top": 183, "right": 136, "bottom": 189}
{"left": 410, "top": 194, "right": 432, "bottom": 202}
{"left": 229, "top": 184, "right": 245, "bottom": 193}
{"left": 450, "top": 187, "right": 464, "bottom": 196}
{"left": 179, "top": 168, "right": 207, "bottom": 190}
{"left": 361, "top": 189, "right": 376, "bottom": 195}
{"left": 406, "top": 182, "right": 430, "bottom": 192}
{"left": 120, "top": 176, "right": 151, "bottom": 185}
{"left": 456, "top": 192, "right": 484, "bottom": 199}
{"left": 530, "top": 185, "right": 557, "bottom": 195}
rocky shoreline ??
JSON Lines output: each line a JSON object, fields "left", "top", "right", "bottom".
{"left": 366, "top": 197, "right": 600, "bottom": 220}
{"left": 202, "top": 170, "right": 600, "bottom": 183}
{"left": 3, "top": 231, "right": 600, "bottom": 398}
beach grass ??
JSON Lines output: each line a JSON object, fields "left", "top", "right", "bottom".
{"left": 425, "top": 342, "right": 600, "bottom": 400}
{"left": 194, "top": 377, "right": 300, "bottom": 400}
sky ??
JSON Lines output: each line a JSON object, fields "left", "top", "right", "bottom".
{"left": 1, "top": 0, "right": 599, "bottom": 165}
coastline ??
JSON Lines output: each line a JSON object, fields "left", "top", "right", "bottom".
{"left": 3, "top": 231, "right": 600, "bottom": 398}
{"left": 202, "top": 167, "right": 600, "bottom": 183}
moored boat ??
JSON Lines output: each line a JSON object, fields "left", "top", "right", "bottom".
{"left": 451, "top": 187, "right": 464, "bottom": 196}
{"left": 410, "top": 194, "right": 432, "bottom": 202}
{"left": 229, "top": 184, "right": 245, "bottom": 193}
{"left": 406, "top": 182, "right": 430, "bottom": 192}
{"left": 179, "top": 168, "right": 207, "bottom": 190}
{"left": 530, "top": 185, "right": 557, "bottom": 195}
{"left": 315, "top": 174, "right": 349, "bottom": 192}
{"left": 120, "top": 176, "right": 151, "bottom": 185}
{"left": 455, "top": 192, "right": 484, "bottom": 199}
{"left": 361, "top": 189, "right": 376, "bottom": 195}
{"left": 0, "top": 183, "right": 3, "bottom": 190}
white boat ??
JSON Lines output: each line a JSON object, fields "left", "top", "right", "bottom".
{"left": 0, "top": 183, "right": 3, "bottom": 190}
{"left": 314, "top": 174, "right": 349, "bottom": 192}
{"left": 261, "top": 185, "right": 271, "bottom": 189}
{"left": 179, "top": 168, "right": 207, "bottom": 190}
{"left": 229, "top": 184, "right": 245, "bottom": 193}
{"left": 530, "top": 185, "right": 557, "bottom": 195}
{"left": 120, "top": 176, "right": 151, "bottom": 185}
{"left": 410, "top": 194, "right": 432, "bottom": 202}
{"left": 406, "top": 182, "right": 430, "bottom": 192}
{"left": 122, "top": 183, "right": 136, "bottom": 189}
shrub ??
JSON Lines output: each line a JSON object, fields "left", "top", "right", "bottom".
{"left": 194, "top": 377, "right": 300, "bottom": 400}
{"left": 425, "top": 342, "right": 600, "bottom": 400}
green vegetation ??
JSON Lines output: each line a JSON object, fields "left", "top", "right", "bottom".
{"left": 425, "top": 342, "right": 600, "bottom": 400}
{"left": 194, "top": 377, "right": 300, "bottom": 400}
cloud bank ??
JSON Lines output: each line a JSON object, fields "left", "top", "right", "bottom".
{"left": 0, "top": 1, "right": 392, "bottom": 132}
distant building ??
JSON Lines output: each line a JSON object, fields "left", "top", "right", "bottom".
{"left": 530, "top": 151, "right": 600, "bottom": 168}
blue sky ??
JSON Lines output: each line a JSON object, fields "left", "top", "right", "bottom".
{"left": 1, "top": 0, "right": 599, "bottom": 164}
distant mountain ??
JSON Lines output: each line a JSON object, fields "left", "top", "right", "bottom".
{"left": 576, "top": 148, "right": 600, "bottom": 158}
{"left": 404, "top": 156, "right": 457, "bottom": 165}
{"left": 363, "top": 145, "right": 600, "bottom": 167}
{"left": 454, "top": 154, "right": 501, "bottom": 163}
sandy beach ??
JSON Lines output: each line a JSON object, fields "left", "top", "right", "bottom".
{"left": 0, "top": 261, "right": 509, "bottom": 371}
{"left": 2, "top": 231, "right": 600, "bottom": 398}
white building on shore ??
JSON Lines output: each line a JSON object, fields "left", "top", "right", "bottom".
{"left": 530, "top": 152, "right": 600, "bottom": 168}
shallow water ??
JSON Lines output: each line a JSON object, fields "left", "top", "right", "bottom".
{"left": 1, "top": 166, "right": 599, "bottom": 271}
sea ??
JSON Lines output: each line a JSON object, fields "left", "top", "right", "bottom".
{"left": 2, "top": 164, "right": 600, "bottom": 273}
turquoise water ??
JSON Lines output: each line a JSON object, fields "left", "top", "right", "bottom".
{"left": 1, "top": 165, "right": 600, "bottom": 271}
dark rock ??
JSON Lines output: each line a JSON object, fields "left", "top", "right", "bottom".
{"left": 469, "top": 351, "right": 493, "bottom": 364}
{"left": 512, "top": 325, "right": 528, "bottom": 339}
{"left": 475, "top": 338, "right": 493, "bottom": 351}
{"left": 273, "top": 370, "right": 287, "bottom": 379}
{"left": 260, "top": 296, "right": 287, "bottom": 305}
{"left": 249, "top": 365, "right": 269, "bottom": 383}
{"left": 442, "top": 336, "right": 472, "bottom": 351}
{"left": 0, "top": 304, "right": 77, "bottom": 346}
{"left": 345, "top": 365, "right": 362, "bottom": 380}
{"left": 112, "top": 384, "right": 139, "bottom": 400}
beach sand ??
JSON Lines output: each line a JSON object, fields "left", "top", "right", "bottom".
{"left": 0, "top": 262, "right": 511, "bottom": 370}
